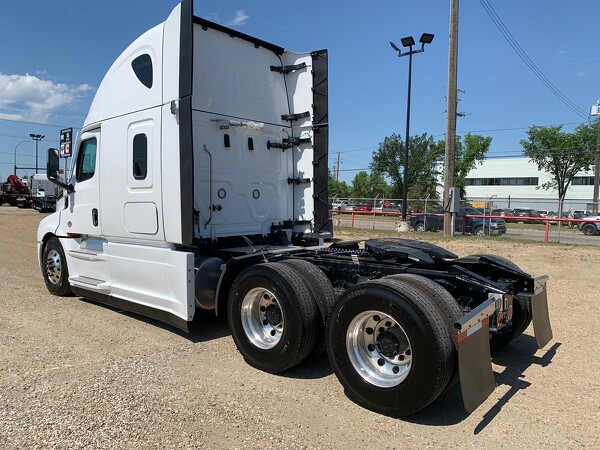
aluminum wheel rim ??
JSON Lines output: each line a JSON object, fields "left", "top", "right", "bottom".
{"left": 45, "top": 249, "right": 62, "bottom": 285}
{"left": 241, "top": 287, "right": 284, "bottom": 350}
{"left": 346, "top": 310, "right": 412, "bottom": 388}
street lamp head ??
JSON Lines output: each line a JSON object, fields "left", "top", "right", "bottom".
{"left": 400, "top": 36, "right": 415, "bottom": 48}
{"left": 29, "top": 133, "right": 35, "bottom": 138}
{"left": 389, "top": 41, "right": 400, "bottom": 52}
{"left": 419, "top": 33, "right": 435, "bottom": 45}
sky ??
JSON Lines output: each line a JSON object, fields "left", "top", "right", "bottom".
{"left": 0, "top": 0, "right": 599, "bottom": 183}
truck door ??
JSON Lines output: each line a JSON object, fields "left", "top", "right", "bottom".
{"left": 63, "top": 130, "right": 101, "bottom": 236}
{"left": 59, "top": 129, "right": 111, "bottom": 290}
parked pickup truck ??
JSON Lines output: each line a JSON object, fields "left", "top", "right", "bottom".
{"left": 411, "top": 206, "right": 507, "bottom": 236}
{"left": 577, "top": 215, "right": 600, "bottom": 236}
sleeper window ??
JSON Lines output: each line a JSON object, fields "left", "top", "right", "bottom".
{"left": 131, "top": 54, "right": 153, "bottom": 88}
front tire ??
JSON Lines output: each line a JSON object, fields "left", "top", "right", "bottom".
{"left": 327, "top": 278, "right": 454, "bottom": 417}
{"left": 42, "top": 237, "right": 72, "bottom": 296}
{"left": 228, "top": 262, "right": 319, "bottom": 373}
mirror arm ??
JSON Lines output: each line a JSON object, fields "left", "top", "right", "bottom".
{"left": 52, "top": 180, "right": 75, "bottom": 194}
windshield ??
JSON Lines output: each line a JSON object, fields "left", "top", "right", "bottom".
{"left": 462, "top": 207, "right": 483, "bottom": 215}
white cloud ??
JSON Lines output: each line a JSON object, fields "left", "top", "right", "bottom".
{"left": 227, "top": 10, "right": 249, "bottom": 26}
{"left": 0, "top": 73, "right": 92, "bottom": 124}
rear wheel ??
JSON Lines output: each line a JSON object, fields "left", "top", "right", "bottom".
{"left": 42, "top": 237, "right": 72, "bottom": 296}
{"left": 228, "top": 262, "right": 319, "bottom": 373}
{"left": 327, "top": 278, "right": 454, "bottom": 417}
{"left": 279, "top": 259, "right": 336, "bottom": 357}
{"left": 385, "top": 274, "right": 462, "bottom": 388}
{"left": 414, "top": 222, "right": 425, "bottom": 232}
{"left": 582, "top": 223, "right": 597, "bottom": 236}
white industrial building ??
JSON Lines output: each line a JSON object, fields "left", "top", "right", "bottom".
{"left": 448, "top": 156, "right": 594, "bottom": 199}
{"left": 437, "top": 156, "right": 596, "bottom": 210}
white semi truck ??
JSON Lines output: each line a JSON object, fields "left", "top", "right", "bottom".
{"left": 38, "top": 0, "right": 552, "bottom": 417}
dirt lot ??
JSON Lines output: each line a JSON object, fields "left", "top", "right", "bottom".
{"left": 1, "top": 206, "right": 599, "bottom": 449}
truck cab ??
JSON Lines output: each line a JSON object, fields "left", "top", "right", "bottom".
{"left": 39, "top": 0, "right": 329, "bottom": 330}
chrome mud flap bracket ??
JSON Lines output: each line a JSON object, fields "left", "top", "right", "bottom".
{"left": 530, "top": 275, "right": 553, "bottom": 349}
{"left": 455, "top": 299, "right": 496, "bottom": 414}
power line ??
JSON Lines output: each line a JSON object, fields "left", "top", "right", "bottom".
{"left": 478, "top": 0, "right": 589, "bottom": 119}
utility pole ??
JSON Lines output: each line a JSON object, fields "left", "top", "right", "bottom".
{"left": 443, "top": 0, "right": 459, "bottom": 236}
{"left": 593, "top": 117, "right": 600, "bottom": 214}
{"left": 335, "top": 152, "right": 341, "bottom": 181}
{"left": 591, "top": 102, "right": 600, "bottom": 213}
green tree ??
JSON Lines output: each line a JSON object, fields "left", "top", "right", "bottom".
{"left": 328, "top": 171, "right": 351, "bottom": 199}
{"left": 370, "top": 133, "right": 442, "bottom": 200}
{"left": 453, "top": 133, "right": 493, "bottom": 198}
{"left": 351, "top": 171, "right": 389, "bottom": 198}
{"left": 520, "top": 122, "right": 598, "bottom": 212}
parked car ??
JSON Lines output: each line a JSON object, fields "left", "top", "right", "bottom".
{"left": 536, "top": 210, "right": 556, "bottom": 218}
{"left": 332, "top": 199, "right": 350, "bottom": 210}
{"left": 546, "top": 212, "right": 563, "bottom": 225}
{"left": 381, "top": 205, "right": 402, "bottom": 214}
{"left": 491, "top": 208, "right": 516, "bottom": 222}
{"left": 410, "top": 206, "right": 506, "bottom": 236}
{"left": 354, "top": 204, "right": 372, "bottom": 212}
{"left": 512, "top": 208, "right": 543, "bottom": 224}
{"left": 577, "top": 215, "right": 600, "bottom": 236}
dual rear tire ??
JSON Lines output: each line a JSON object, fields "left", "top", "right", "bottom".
{"left": 227, "top": 261, "right": 335, "bottom": 373}
{"left": 326, "top": 276, "right": 460, "bottom": 417}
{"left": 228, "top": 264, "right": 465, "bottom": 416}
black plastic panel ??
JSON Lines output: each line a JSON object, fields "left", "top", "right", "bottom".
{"left": 311, "top": 50, "right": 331, "bottom": 235}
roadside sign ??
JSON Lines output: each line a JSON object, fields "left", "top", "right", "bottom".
{"left": 60, "top": 128, "right": 73, "bottom": 157}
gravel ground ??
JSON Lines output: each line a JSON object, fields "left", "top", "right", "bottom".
{"left": 1, "top": 206, "right": 599, "bottom": 449}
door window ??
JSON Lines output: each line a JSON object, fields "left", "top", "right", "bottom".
{"left": 132, "top": 134, "right": 148, "bottom": 180}
{"left": 76, "top": 138, "right": 97, "bottom": 182}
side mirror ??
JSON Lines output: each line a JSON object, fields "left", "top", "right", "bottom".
{"left": 47, "top": 148, "right": 60, "bottom": 181}
{"left": 47, "top": 148, "right": 75, "bottom": 193}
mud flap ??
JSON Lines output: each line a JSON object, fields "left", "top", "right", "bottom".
{"left": 455, "top": 299, "right": 496, "bottom": 414}
{"left": 531, "top": 275, "right": 552, "bottom": 349}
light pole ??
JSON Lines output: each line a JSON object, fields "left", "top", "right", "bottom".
{"left": 30, "top": 133, "right": 45, "bottom": 175}
{"left": 390, "top": 33, "right": 434, "bottom": 222}
{"left": 13, "top": 140, "right": 30, "bottom": 175}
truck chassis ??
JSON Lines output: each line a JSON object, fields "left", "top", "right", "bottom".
{"left": 41, "top": 232, "right": 552, "bottom": 417}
